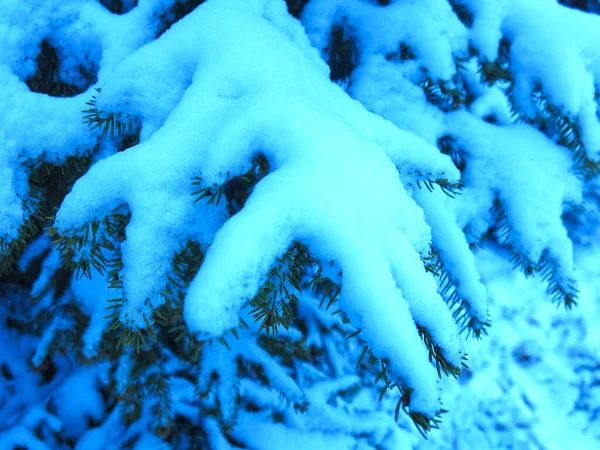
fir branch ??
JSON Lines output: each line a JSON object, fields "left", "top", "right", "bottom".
{"left": 155, "top": 0, "right": 207, "bottom": 39}
{"left": 354, "top": 323, "right": 465, "bottom": 384}
{"left": 258, "top": 334, "right": 316, "bottom": 367}
{"left": 562, "top": 200, "right": 586, "bottom": 216}
{"left": 499, "top": 75, "right": 600, "bottom": 178}
{"left": 147, "top": 363, "right": 175, "bottom": 438}
{"left": 492, "top": 199, "right": 537, "bottom": 275}
{"left": 168, "top": 240, "right": 204, "bottom": 293}
{"left": 421, "top": 78, "right": 465, "bottom": 112}
{"left": 385, "top": 42, "right": 416, "bottom": 62}
{"left": 492, "top": 199, "right": 579, "bottom": 308}
{"left": 409, "top": 170, "right": 463, "bottom": 198}
{"left": 0, "top": 210, "right": 46, "bottom": 276}
{"left": 538, "top": 251, "right": 579, "bottom": 309}
{"left": 399, "top": 389, "right": 448, "bottom": 439}
{"left": 438, "top": 135, "right": 467, "bottom": 173}
{"left": 306, "top": 263, "right": 341, "bottom": 311}
{"left": 115, "top": 348, "right": 162, "bottom": 425}
{"left": 248, "top": 241, "right": 310, "bottom": 335}
{"left": 108, "top": 308, "right": 159, "bottom": 353}
{"left": 478, "top": 38, "right": 512, "bottom": 86}
{"left": 82, "top": 88, "right": 137, "bottom": 138}
{"left": 25, "top": 40, "right": 95, "bottom": 98}
{"left": 427, "top": 250, "right": 491, "bottom": 338}
{"left": 417, "top": 325, "right": 466, "bottom": 378}
{"left": 357, "top": 345, "right": 449, "bottom": 438}
{"left": 100, "top": 0, "right": 137, "bottom": 15}
{"left": 1, "top": 155, "right": 92, "bottom": 276}
{"left": 47, "top": 208, "right": 129, "bottom": 280}
{"left": 191, "top": 178, "right": 224, "bottom": 206}
{"left": 325, "top": 23, "right": 357, "bottom": 85}
{"left": 47, "top": 208, "right": 181, "bottom": 353}
{"left": 530, "top": 90, "right": 600, "bottom": 178}
{"left": 192, "top": 154, "right": 270, "bottom": 215}
{"left": 448, "top": 0, "right": 474, "bottom": 27}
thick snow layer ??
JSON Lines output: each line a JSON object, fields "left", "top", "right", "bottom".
{"left": 458, "top": 0, "right": 600, "bottom": 159}
{"left": 302, "top": 0, "right": 467, "bottom": 144}
{"left": 446, "top": 110, "right": 582, "bottom": 277}
{"left": 3, "top": 0, "right": 600, "bottom": 445}
{"left": 349, "top": 56, "right": 446, "bottom": 144}
{"left": 302, "top": 0, "right": 468, "bottom": 81}
{"left": 54, "top": 0, "right": 463, "bottom": 414}
{"left": 414, "top": 189, "right": 489, "bottom": 323}
{"left": 0, "top": 0, "right": 196, "bottom": 244}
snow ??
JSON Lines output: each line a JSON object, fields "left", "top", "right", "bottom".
{"left": 232, "top": 411, "right": 356, "bottom": 450}
{"left": 0, "top": 0, "right": 194, "bottom": 244}
{"left": 1, "top": 0, "right": 600, "bottom": 447}
{"left": 51, "top": 0, "right": 463, "bottom": 415}
{"left": 349, "top": 55, "right": 446, "bottom": 144}
{"left": 302, "top": 0, "right": 467, "bottom": 144}
{"left": 302, "top": 0, "right": 468, "bottom": 81}
{"left": 445, "top": 110, "right": 582, "bottom": 277}
{"left": 17, "top": 234, "right": 51, "bottom": 272}
{"left": 52, "top": 367, "right": 106, "bottom": 438}
{"left": 458, "top": 0, "right": 600, "bottom": 159}
{"left": 421, "top": 245, "right": 600, "bottom": 449}
{"left": 414, "top": 189, "right": 490, "bottom": 324}
{"left": 71, "top": 266, "right": 114, "bottom": 358}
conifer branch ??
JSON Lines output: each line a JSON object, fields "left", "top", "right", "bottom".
{"left": 1, "top": 155, "right": 92, "bottom": 276}
{"left": 478, "top": 40, "right": 600, "bottom": 178}
{"left": 478, "top": 38, "right": 512, "bottom": 86}
{"left": 385, "top": 42, "right": 416, "bottom": 62}
{"left": 148, "top": 362, "right": 175, "bottom": 438}
{"left": 25, "top": 39, "right": 95, "bottom": 98}
{"left": 409, "top": 170, "right": 463, "bottom": 198}
{"left": 417, "top": 325, "right": 467, "bottom": 378}
{"left": 357, "top": 344, "right": 450, "bottom": 438}
{"left": 426, "top": 250, "right": 491, "bottom": 338}
{"left": 306, "top": 263, "right": 341, "bottom": 311}
{"left": 530, "top": 90, "right": 600, "bottom": 178}
{"left": 82, "top": 88, "right": 137, "bottom": 138}
{"left": 421, "top": 78, "right": 465, "bottom": 112}
{"left": 538, "top": 252, "right": 579, "bottom": 309}
{"left": 493, "top": 199, "right": 579, "bottom": 308}
{"left": 438, "top": 135, "right": 467, "bottom": 173}
{"left": 191, "top": 154, "right": 270, "bottom": 215}
{"left": 47, "top": 208, "right": 129, "bottom": 280}
{"left": 448, "top": 0, "right": 474, "bottom": 27}
{"left": 248, "top": 241, "right": 310, "bottom": 335}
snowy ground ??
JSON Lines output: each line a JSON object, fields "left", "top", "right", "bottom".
{"left": 419, "top": 241, "right": 600, "bottom": 449}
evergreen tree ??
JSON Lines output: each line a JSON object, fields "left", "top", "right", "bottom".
{"left": 1, "top": 0, "right": 599, "bottom": 448}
